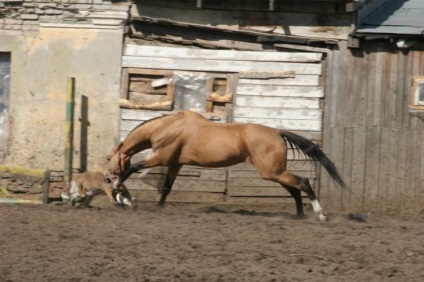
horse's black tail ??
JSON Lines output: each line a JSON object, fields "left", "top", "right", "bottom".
{"left": 280, "top": 130, "right": 349, "bottom": 191}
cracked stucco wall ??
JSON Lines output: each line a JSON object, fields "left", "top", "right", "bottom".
{"left": 0, "top": 0, "right": 131, "bottom": 172}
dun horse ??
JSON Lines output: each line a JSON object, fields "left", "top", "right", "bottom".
{"left": 104, "top": 110, "right": 348, "bottom": 221}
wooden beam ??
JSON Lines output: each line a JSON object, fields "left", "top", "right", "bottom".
{"left": 232, "top": 107, "right": 322, "bottom": 120}
{"left": 274, "top": 43, "right": 331, "bottom": 54}
{"left": 127, "top": 68, "right": 173, "bottom": 76}
{"left": 239, "top": 75, "right": 321, "bottom": 87}
{"left": 238, "top": 71, "right": 295, "bottom": 79}
{"left": 119, "top": 98, "right": 172, "bottom": 110}
{"left": 124, "top": 45, "right": 323, "bottom": 62}
{"left": 123, "top": 56, "right": 322, "bottom": 75}
{"left": 234, "top": 96, "right": 320, "bottom": 109}
{"left": 236, "top": 85, "right": 324, "bottom": 98}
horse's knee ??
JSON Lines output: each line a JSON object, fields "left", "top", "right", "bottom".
{"left": 298, "top": 177, "right": 311, "bottom": 190}
{"left": 299, "top": 177, "right": 309, "bottom": 188}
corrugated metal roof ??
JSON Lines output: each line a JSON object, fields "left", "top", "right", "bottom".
{"left": 356, "top": 0, "right": 424, "bottom": 35}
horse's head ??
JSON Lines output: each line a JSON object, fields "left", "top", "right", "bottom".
{"left": 104, "top": 143, "right": 131, "bottom": 183}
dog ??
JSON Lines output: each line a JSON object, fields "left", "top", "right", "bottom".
{"left": 61, "top": 171, "right": 135, "bottom": 207}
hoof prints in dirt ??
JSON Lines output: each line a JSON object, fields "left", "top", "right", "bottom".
{"left": 1, "top": 204, "right": 424, "bottom": 281}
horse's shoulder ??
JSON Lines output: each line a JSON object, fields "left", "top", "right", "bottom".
{"left": 179, "top": 110, "right": 208, "bottom": 122}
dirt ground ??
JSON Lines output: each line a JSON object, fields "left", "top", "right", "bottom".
{"left": 1, "top": 195, "right": 424, "bottom": 282}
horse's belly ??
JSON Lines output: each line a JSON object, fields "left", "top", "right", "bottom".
{"left": 181, "top": 149, "right": 245, "bottom": 168}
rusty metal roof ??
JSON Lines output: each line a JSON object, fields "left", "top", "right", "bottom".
{"left": 356, "top": 0, "right": 424, "bottom": 35}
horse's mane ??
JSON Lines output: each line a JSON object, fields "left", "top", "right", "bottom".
{"left": 126, "top": 111, "right": 204, "bottom": 138}
{"left": 127, "top": 114, "right": 170, "bottom": 135}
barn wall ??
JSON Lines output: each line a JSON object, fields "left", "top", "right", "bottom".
{"left": 320, "top": 40, "right": 424, "bottom": 216}
{"left": 0, "top": 27, "right": 124, "bottom": 171}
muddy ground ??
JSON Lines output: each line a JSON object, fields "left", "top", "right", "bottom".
{"left": 1, "top": 195, "right": 424, "bottom": 282}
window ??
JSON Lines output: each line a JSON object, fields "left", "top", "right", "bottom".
{"left": 0, "top": 53, "right": 11, "bottom": 153}
{"left": 121, "top": 68, "right": 174, "bottom": 111}
{"left": 121, "top": 68, "right": 233, "bottom": 115}
{"left": 411, "top": 76, "right": 424, "bottom": 110}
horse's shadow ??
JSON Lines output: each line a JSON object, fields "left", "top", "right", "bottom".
{"left": 201, "top": 206, "right": 304, "bottom": 220}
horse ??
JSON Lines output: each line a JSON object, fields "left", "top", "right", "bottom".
{"left": 104, "top": 110, "right": 348, "bottom": 221}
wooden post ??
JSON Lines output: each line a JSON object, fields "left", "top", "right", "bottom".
{"left": 43, "top": 170, "right": 50, "bottom": 204}
{"left": 80, "top": 95, "right": 88, "bottom": 172}
{"left": 64, "top": 77, "right": 75, "bottom": 184}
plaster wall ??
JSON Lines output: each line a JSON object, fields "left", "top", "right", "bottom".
{"left": 0, "top": 27, "right": 123, "bottom": 171}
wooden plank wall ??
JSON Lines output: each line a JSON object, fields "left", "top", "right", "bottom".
{"left": 132, "top": 0, "right": 352, "bottom": 40}
{"left": 121, "top": 45, "right": 324, "bottom": 204}
{"left": 321, "top": 40, "right": 424, "bottom": 216}
{"left": 230, "top": 50, "right": 323, "bottom": 204}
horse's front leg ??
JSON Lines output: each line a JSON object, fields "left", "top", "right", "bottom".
{"left": 114, "top": 164, "right": 140, "bottom": 189}
{"left": 115, "top": 154, "right": 159, "bottom": 188}
{"left": 158, "top": 165, "right": 182, "bottom": 206}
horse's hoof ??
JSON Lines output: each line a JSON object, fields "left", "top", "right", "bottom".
{"left": 293, "top": 214, "right": 307, "bottom": 220}
{"left": 319, "top": 214, "right": 327, "bottom": 221}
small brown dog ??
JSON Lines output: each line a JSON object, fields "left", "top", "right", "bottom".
{"left": 61, "top": 171, "right": 135, "bottom": 207}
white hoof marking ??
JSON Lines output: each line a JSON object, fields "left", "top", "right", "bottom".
{"left": 319, "top": 214, "right": 327, "bottom": 221}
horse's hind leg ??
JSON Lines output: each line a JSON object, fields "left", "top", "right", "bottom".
{"left": 158, "top": 165, "right": 182, "bottom": 206}
{"left": 284, "top": 186, "right": 304, "bottom": 218}
{"left": 278, "top": 171, "right": 326, "bottom": 221}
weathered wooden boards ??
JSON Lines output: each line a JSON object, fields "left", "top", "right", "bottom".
{"left": 132, "top": 3, "right": 352, "bottom": 40}
{"left": 321, "top": 41, "right": 424, "bottom": 214}
{"left": 226, "top": 162, "right": 315, "bottom": 204}
{"left": 123, "top": 162, "right": 315, "bottom": 204}
{"left": 123, "top": 45, "right": 322, "bottom": 74}
{"left": 123, "top": 45, "right": 324, "bottom": 133}
{"left": 124, "top": 166, "right": 227, "bottom": 203}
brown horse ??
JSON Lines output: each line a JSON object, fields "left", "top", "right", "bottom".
{"left": 104, "top": 110, "right": 348, "bottom": 221}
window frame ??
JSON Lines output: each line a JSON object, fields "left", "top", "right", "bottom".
{"left": 411, "top": 76, "right": 424, "bottom": 110}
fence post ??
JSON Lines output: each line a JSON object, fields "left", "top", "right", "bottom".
{"left": 64, "top": 77, "right": 75, "bottom": 184}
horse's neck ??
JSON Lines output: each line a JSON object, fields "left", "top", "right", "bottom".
{"left": 120, "top": 113, "right": 184, "bottom": 156}
{"left": 121, "top": 126, "right": 154, "bottom": 156}
{"left": 120, "top": 111, "right": 208, "bottom": 156}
